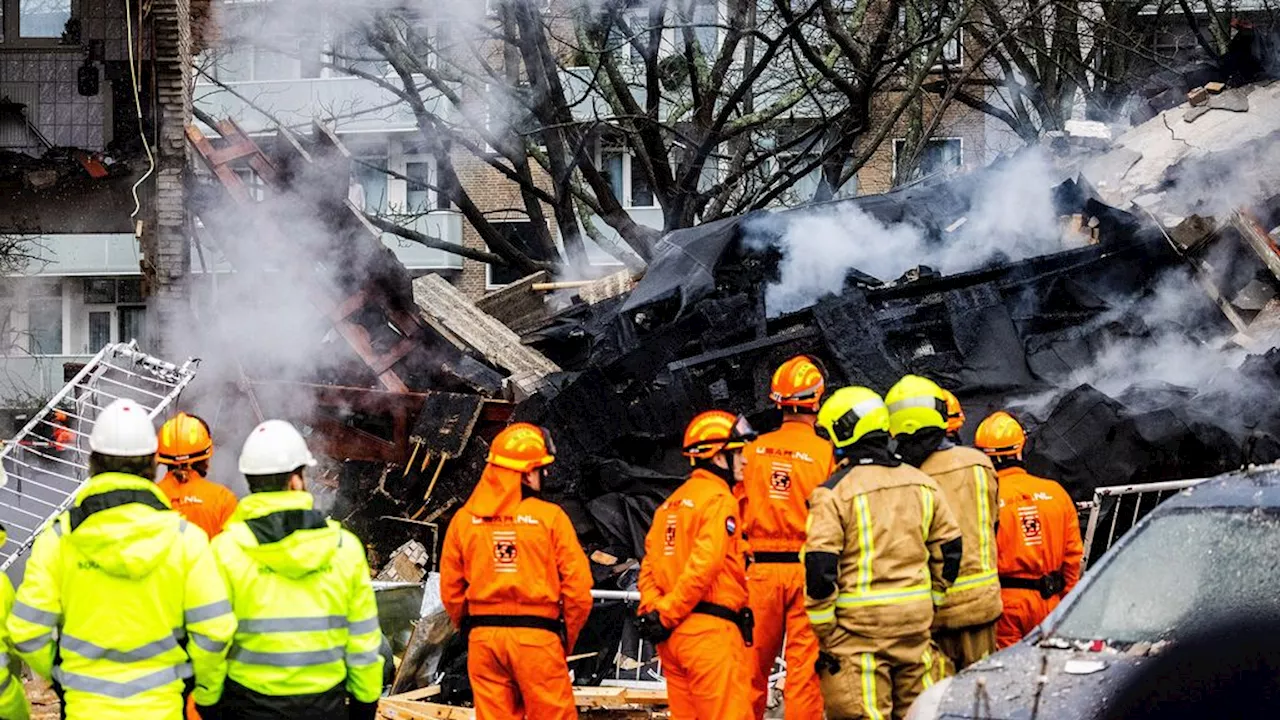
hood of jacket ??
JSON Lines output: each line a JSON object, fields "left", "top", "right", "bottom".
{"left": 68, "top": 473, "right": 181, "bottom": 580}
{"left": 463, "top": 463, "right": 523, "bottom": 517}
{"left": 228, "top": 491, "right": 340, "bottom": 579}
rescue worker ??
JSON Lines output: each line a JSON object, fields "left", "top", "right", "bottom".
{"left": 8, "top": 398, "right": 236, "bottom": 720}
{"left": 205, "top": 420, "right": 384, "bottom": 720}
{"left": 974, "top": 412, "right": 1083, "bottom": 648}
{"left": 886, "top": 375, "right": 1001, "bottom": 671}
{"left": 157, "top": 412, "right": 238, "bottom": 539}
{"left": 941, "top": 390, "right": 964, "bottom": 444}
{"left": 50, "top": 409, "right": 74, "bottom": 456}
{"left": 804, "top": 388, "right": 963, "bottom": 720}
{"left": 739, "top": 356, "right": 833, "bottom": 720}
{"left": 0, "top": 523, "right": 31, "bottom": 720}
{"left": 637, "top": 411, "right": 756, "bottom": 720}
{"left": 440, "top": 423, "right": 593, "bottom": 720}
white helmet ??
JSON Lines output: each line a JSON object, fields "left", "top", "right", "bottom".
{"left": 89, "top": 399, "right": 159, "bottom": 456}
{"left": 239, "top": 420, "right": 317, "bottom": 476}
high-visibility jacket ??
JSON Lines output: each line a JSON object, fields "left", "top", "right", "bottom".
{"left": 208, "top": 491, "right": 382, "bottom": 717}
{"left": 920, "top": 446, "right": 1003, "bottom": 629}
{"left": 0, "top": 574, "right": 30, "bottom": 720}
{"left": 7, "top": 472, "right": 236, "bottom": 720}
{"left": 639, "top": 468, "right": 749, "bottom": 627}
{"left": 804, "top": 462, "right": 962, "bottom": 641}
{"left": 995, "top": 467, "right": 1083, "bottom": 647}
{"left": 740, "top": 419, "right": 834, "bottom": 554}
{"left": 157, "top": 470, "right": 238, "bottom": 540}
{"left": 439, "top": 465, "right": 593, "bottom": 650}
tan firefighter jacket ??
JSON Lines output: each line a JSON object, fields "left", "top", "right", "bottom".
{"left": 804, "top": 462, "right": 962, "bottom": 641}
{"left": 921, "top": 445, "right": 1002, "bottom": 628}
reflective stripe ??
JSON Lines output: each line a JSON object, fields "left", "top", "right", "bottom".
{"left": 14, "top": 633, "right": 53, "bottom": 654}
{"left": 184, "top": 600, "right": 233, "bottom": 624}
{"left": 919, "top": 487, "right": 934, "bottom": 543}
{"left": 851, "top": 398, "right": 886, "bottom": 419}
{"left": 52, "top": 663, "right": 192, "bottom": 699}
{"left": 346, "top": 649, "right": 382, "bottom": 666}
{"left": 887, "top": 396, "right": 936, "bottom": 414}
{"left": 860, "top": 652, "right": 884, "bottom": 720}
{"left": 348, "top": 616, "right": 380, "bottom": 635}
{"left": 931, "top": 590, "right": 947, "bottom": 606}
{"left": 837, "top": 584, "right": 932, "bottom": 608}
{"left": 229, "top": 646, "right": 344, "bottom": 667}
{"left": 13, "top": 601, "right": 59, "bottom": 627}
{"left": 922, "top": 647, "right": 935, "bottom": 690}
{"left": 239, "top": 616, "right": 348, "bottom": 633}
{"left": 854, "top": 495, "right": 874, "bottom": 595}
{"left": 189, "top": 632, "right": 229, "bottom": 654}
{"left": 60, "top": 632, "right": 181, "bottom": 663}
{"left": 974, "top": 467, "right": 994, "bottom": 572}
{"left": 950, "top": 570, "right": 999, "bottom": 592}
{"left": 806, "top": 606, "right": 836, "bottom": 625}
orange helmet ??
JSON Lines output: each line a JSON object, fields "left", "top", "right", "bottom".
{"left": 488, "top": 423, "right": 556, "bottom": 473}
{"left": 975, "top": 411, "right": 1026, "bottom": 458}
{"left": 157, "top": 412, "right": 213, "bottom": 466}
{"left": 53, "top": 410, "right": 68, "bottom": 423}
{"left": 942, "top": 389, "right": 964, "bottom": 434}
{"left": 770, "top": 355, "right": 826, "bottom": 412}
{"left": 682, "top": 411, "right": 757, "bottom": 460}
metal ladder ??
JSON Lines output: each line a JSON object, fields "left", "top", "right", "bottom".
{"left": 0, "top": 341, "right": 198, "bottom": 572}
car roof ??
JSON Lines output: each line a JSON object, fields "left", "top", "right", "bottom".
{"left": 1158, "top": 463, "right": 1280, "bottom": 511}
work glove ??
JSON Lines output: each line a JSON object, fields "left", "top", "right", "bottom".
{"left": 635, "top": 610, "right": 672, "bottom": 644}
{"left": 350, "top": 700, "right": 379, "bottom": 720}
{"left": 195, "top": 705, "right": 222, "bottom": 720}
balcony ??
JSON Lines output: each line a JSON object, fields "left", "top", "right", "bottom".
{"left": 585, "top": 206, "right": 663, "bottom": 266}
{"left": 0, "top": 355, "right": 93, "bottom": 405}
{"left": 193, "top": 75, "right": 451, "bottom": 135}
{"left": 10, "top": 234, "right": 141, "bottom": 278}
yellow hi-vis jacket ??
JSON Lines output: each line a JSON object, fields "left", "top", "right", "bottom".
{"left": 0, "top": 574, "right": 31, "bottom": 720}
{"left": 7, "top": 472, "right": 236, "bottom": 720}
{"left": 920, "top": 446, "right": 1003, "bottom": 628}
{"left": 209, "top": 491, "right": 383, "bottom": 709}
{"left": 804, "top": 462, "right": 962, "bottom": 641}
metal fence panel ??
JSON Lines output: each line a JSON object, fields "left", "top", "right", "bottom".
{"left": 1078, "top": 478, "right": 1208, "bottom": 570}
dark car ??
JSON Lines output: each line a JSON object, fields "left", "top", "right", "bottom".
{"left": 907, "top": 464, "right": 1280, "bottom": 720}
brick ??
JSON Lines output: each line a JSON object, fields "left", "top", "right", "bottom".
{"left": 1188, "top": 87, "right": 1209, "bottom": 106}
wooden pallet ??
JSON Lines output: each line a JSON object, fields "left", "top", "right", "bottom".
{"left": 378, "top": 686, "right": 669, "bottom": 719}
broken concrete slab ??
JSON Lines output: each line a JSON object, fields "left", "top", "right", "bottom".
{"left": 1208, "top": 88, "right": 1250, "bottom": 113}
{"left": 1184, "top": 106, "right": 1210, "bottom": 123}
{"left": 413, "top": 274, "right": 561, "bottom": 399}
{"left": 1233, "top": 278, "right": 1278, "bottom": 311}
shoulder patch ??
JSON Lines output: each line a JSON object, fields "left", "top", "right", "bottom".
{"left": 726, "top": 517, "right": 737, "bottom": 535}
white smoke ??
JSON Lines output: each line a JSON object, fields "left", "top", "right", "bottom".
{"left": 755, "top": 150, "right": 1077, "bottom": 315}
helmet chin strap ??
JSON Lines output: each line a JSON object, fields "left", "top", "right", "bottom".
{"left": 694, "top": 454, "right": 738, "bottom": 486}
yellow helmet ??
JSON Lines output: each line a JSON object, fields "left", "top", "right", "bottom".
{"left": 817, "top": 387, "right": 890, "bottom": 449}
{"left": 886, "top": 375, "right": 948, "bottom": 436}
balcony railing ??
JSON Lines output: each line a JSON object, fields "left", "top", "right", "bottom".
{"left": 0, "top": 355, "right": 95, "bottom": 405}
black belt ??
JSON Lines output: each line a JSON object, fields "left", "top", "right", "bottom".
{"left": 464, "top": 614, "right": 564, "bottom": 637}
{"left": 1000, "top": 571, "right": 1066, "bottom": 599}
{"left": 752, "top": 551, "right": 801, "bottom": 564}
{"left": 692, "top": 602, "right": 754, "bottom": 647}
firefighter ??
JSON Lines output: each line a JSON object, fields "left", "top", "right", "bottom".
{"left": 941, "top": 390, "right": 964, "bottom": 444}
{"left": 8, "top": 398, "right": 236, "bottom": 720}
{"left": 637, "top": 411, "right": 756, "bottom": 720}
{"left": 805, "top": 387, "right": 963, "bottom": 720}
{"left": 440, "top": 423, "right": 593, "bottom": 720}
{"left": 739, "top": 356, "right": 833, "bottom": 720}
{"left": 204, "top": 420, "right": 383, "bottom": 720}
{"left": 975, "top": 411, "right": 1083, "bottom": 648}
{"left": 0, "top": 523, "right": 31, "bottom": 720}
{"left": 157, "top": 412, "right": 238, "bottom": 539}
{"left": 886, "top": 375, "right": 1001, "bottom": 671}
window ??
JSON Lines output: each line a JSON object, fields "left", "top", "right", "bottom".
{"left": 27, "top": 281, "right": 62, "bottom": 355}
{"left": 1, "top": 0, "right": 72, "bottom": 42}
{"left": 630, "top": 158, "right": 654, "bottom": 207}
{"left": 118, "top": 306, "right": 147, "bottom": 348}
{"left": 892, "top": 137, "right": 962, "bottom": 185}
{"left": 351, "top": 148, "right": 390, "bottom": 213}
{"left": 896, "top": 9, "right": 961, "bottom": 68}
{"left": 486, "top": 222, "right": 548, "bottom": 288}
{"left": 88, "top": 311, "right": 111, "bottom": 353}
{"left": 486, "top": 0, "right": 550, "bottom": 16}
{"left": 599, "top": 145, "right": 656, "bottom": 208}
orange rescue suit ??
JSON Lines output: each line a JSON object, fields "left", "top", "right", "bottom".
{"left": 640, "top": 468, "right": 752, "bottom": 720}
{"left": 441, "top": 464, "right": 593, "bottom": 720}
{"left": 739, "top": 419, "right": 833, "bottom": 720}
{"left": 994, "top": 466, "right": 1083, "bottom": 648}
{"left": 156, "top": 469, "right": 238, "bottom": 539}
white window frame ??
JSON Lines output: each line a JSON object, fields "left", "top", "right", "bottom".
{"left": 597, "top": 144, "right": 657, "bottom": 210}
{"left": 484, "top": 221, "right": 545, "bottom": 290}
{"left": 1, "top": 0, "right": 76, "bottom": 48}
{"left": 891, "top": 136, "right": 963, "bottom": 184}
{"left": 487, "top": 0, "right": 551, "bottom": 17}
{"left": 896, "top": 9, "right": 963, "bottom": 70}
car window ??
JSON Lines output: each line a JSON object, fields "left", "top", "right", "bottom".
{"left": 1051, "top": 509, "right": 1280, "bottom": 645}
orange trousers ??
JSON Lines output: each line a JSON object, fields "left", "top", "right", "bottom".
{"left": 995, "top": 589, "right": 1061, "bottom": 649}
{"left": 468, "top": 626, "right": 577, "bottom": 720}
{"left": 747, "top": 562, "right": 823, "bottom": 719}
{"left": 658, "top": 615, "right": 752, "bottom": 720}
